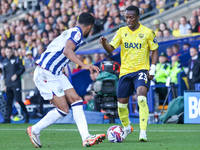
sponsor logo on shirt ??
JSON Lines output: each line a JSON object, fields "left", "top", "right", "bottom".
{"left": 73, "top": 32, "right": 81, "bottom": 43}
{"left": 153, "top": 37, "right": 157, "bottom": 44}
{"left": 124, "top": 42, "right": 142, "bottom": 49}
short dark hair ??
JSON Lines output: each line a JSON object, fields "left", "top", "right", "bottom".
{"left": 184, "top": 43, "right": 190, "bottom": 47}
{"left": 6, "top": 47, "right": 12, "bottom": 50}
{"left": 125, "top": 5, "right": 140, "bottom": 16}
{"left": 173, "top": 44, "right": 180, "bottom": 49}
{"left": 78, "top": 12, "right": 95, "bottom": 26}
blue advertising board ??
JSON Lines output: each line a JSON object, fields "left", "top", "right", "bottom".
{"left": 184, "top": 91, "right": 200, "bottom": 124}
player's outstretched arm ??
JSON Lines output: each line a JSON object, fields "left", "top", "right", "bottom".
{"left": 148, "top": 49, "right": 159, "bottom": 80}
{"left": 63, "top": 40, "right": 100, "bottom": 73}
{"left": 63, "top": 40, "right": 86, "bottom": 68}
{"left": 99, "top": 36, "right": 115, "bottom": 53}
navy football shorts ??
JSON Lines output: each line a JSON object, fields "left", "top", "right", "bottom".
{"left": 117, "top": 70, "right": 150, "bottom": 98}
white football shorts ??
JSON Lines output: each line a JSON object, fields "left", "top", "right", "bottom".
{"left": 33, "top": 66, "right": 73, "bottom": 100}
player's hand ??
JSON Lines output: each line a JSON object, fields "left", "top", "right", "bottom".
{"left": 99, "top": 36, "right": 107, "bottom": 44}
{"left": 147, "top": 70, "right": 154, "bottom": 80}
{"left": 11, "top": 74, "right": 17, "bottom": 81}
{"left": 83, "top": 64, "right": 100, "bottom": 73}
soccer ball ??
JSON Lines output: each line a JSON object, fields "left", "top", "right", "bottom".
{"left": 107, "top": 125, "right": 124, "bottom": 143}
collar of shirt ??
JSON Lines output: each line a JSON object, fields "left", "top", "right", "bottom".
{"left": 192, "top": 55, "right": 198, "bottom": 60}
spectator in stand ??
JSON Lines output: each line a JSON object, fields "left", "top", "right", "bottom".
{"left": 98, "top": 11, "right": 107, "bottom": 32}
{"left": 28, "top": 15, "right": 37, "bottom": 27}
{"left": 187, "top": 47, "right": 200, "bottom": 90}
{"left": 62, "top": 14, "right": 69, "bottom": 28}
{"left": 186, "top": 29, "right": 192, "bottom": 35}
{"left": 139, "top": 0, "right": 153, "bottom": 16}
{"left": 85, "top": 55, "right": 93, "bottom": 65}
{"left": 114, "top": 16, "right": 122, "bottom": 25}
{"left": 37, "top": 15, "right": 45, "bottom": 31}
{"left": 0, "top": 40, "right": 7, "bottom": 48}
{"left": 48, "top": 30, "right": 55, "bottom": 42}
{"left": 172, "top": 44, "right": 181, "bottom": 57}
{"left": 192, "top": 9, "right": 198, "bottom": 21}
{"left": 170, "top": 55, "right": 182, "bottom": 84}
{"left": 182, "top": 43, "right": 190, "bottom": 54}
{"left": 24, "top": 51, "right": 35, "bottom": 70}
{"left": 32, "top": 39, "right": 38, "bottom": 59}
{"left": 42, "top": 36, "right": 50, "bottom": 49}
{"left": 53, "top": 28, "right": 60, "bottom": 38}
{"left": 0, "top": 47, "right": 6, "bottom": 63}
{"left": 14, "top": 41, "right": 21, "bottom": 52}
{"left": 168, "top": 19, "right": 174, "bottom": 34}
{"left": 99, "top": 53, "right": 108, "bottom": 61}
{"left": 26, "top": 36, "right": 34, "bottom": 53}
{"left": 163, "top": 29, "right": 171, "bottom": 38}
{"left": 87, "top": 0, "right": 94, "bottom": 13}
{"left": 35, "top": 44, "right": 45, "bottom": 60}
{"left": 158, "top": 0, "right": 166, "bottom": 14}
{"left": 113, "top": 8, "right": 124, "bottom": 21}
{"left": 104, "top": 16, "right": 115, "bottom": 31}
{"left": 155, "top": 52, "right": 171, "bottom": 102}
{"left": 179, "top": 16, "right": 191, "bottom": 35}
{"left": 159, "top": 22, "right": 168, "bottom": 32}
{"left": 196, "top": 8, "right": 200, "bottom": 16}
{"left": 172, "top": 21, "right": 181, "bottom": 37}
{"left": 166, "top": 46, "right": 174, "bottom": 61}
{"left": 73, "top": 54, "right": 85, "bottom": 73}
{"left": 189, "top": 16, "right": 198, "bottom": 33}
{"left": 157, "top": 30, "right": 163, "bottom": 37}
{"left": 93, "top": 53, "right": 101, "bottom": 63}
{"left": 68, "top": 20, "right": 76, "bottom": 29}
{"left": 84, "top": 71, "right": 99, "bottom": 104}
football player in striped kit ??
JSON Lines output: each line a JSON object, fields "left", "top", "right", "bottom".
{"left": 27, "top": 12, "right": 105, "bottom": 148}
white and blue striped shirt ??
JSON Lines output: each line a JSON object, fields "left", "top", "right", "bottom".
{"left": 36, "top": 26, "right": 83, "bottom": 75}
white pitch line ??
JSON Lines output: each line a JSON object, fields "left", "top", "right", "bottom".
{"left": 0, "top": 129, "right": 199, "bottom": 133}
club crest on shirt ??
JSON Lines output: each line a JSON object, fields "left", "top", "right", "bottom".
{"left": 57, "top": 86, "right": 63, "bottom": 93}
{"left": 139, "top": 33, "right": 144, "bottom": 38}
{"left": 125, "top": 33, "right": 127, "bottom": 36}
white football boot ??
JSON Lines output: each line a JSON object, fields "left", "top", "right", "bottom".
{"left": 139, "top": 130, "right": 147, "bottom": 142}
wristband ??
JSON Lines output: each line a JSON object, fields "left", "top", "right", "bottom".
{"left": 149, "top": 64, "right": 156, "bottom": 76}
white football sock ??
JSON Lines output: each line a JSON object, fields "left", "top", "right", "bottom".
{"left": 32, "top": 108, "right": 67, "bottom": 134}
{"left": 71, "top": 100, "right": 90, "bottom": 141}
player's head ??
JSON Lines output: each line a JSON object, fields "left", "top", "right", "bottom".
{"left": 125, "top": 5, "right": 140, "bottom": 29}
{"left": 78, "top": 12, "right": 95, "bottom": 38}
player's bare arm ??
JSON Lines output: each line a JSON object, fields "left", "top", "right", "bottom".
{"left": 147, "top": 48, "right": 159, "bottom": 80}
{"left": 99, "top": 36, "right": 115, "bottom": 53}
{"left": 63, "top": 40, "right": 100, "bottom": 73}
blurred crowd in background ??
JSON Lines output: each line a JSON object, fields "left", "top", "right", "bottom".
{"left": 0, "top": 0, "right": 194, "bottom": 73}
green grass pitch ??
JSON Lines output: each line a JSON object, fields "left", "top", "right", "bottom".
{"left": 0, "top": 124, "right": 199, "bottom": 150}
